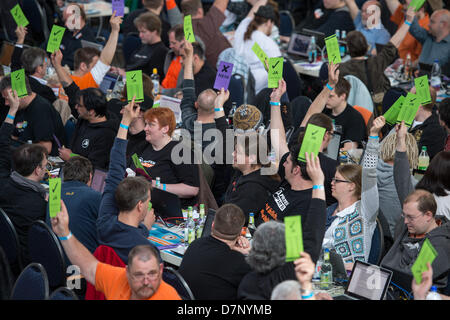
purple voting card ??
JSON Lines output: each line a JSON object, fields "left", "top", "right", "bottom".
{"left": 213, "top": 61, "right": 234, "bottom": 91}
{"left": 112, "top": 0, "right": 124, "bottom": 17}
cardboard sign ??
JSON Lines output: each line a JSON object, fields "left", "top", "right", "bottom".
{"left": 325, "top": 34, "right": 342, "bottom": 64}
{"left": 396, "top": 92, "right": 421, "bottom": 127}
{"left": 11, "top": 69, "right": 28, "bottom": 98}
{"left": 111, "top": 0, "right": 125, "bottom": 17}
{"left": 252, "top": 42, "right": 269, "bottom": 71}
{"left": 126, "top": 70, "right": 144, "bottom": 102}
{"left": 411, "top": 238, "right": 438, "bottom": 284}
{"left": 285, "top": 215, "right": 304, "bottom": 262}
{"left": 267, "top": 57, "right": 284, "bottom": 88}
{"left": 297, "top": 124, "right": 326, "bottom": 163}
{"left": 408, "top": 0, "right": 426, "bottom": 11}
{"left": 47, "top": 25, "right": 66, "bottom": 53}
{"left": 383, "top": 95, "right": 405, "bottom": 125}
{"left": 10, "top": 4, "right": 29, "bottom": 27}
{"left": 213, "top": 61, "right": 234, "bottom": 91}
{"left": 48, "top": 178, "right": 61, "bottom": 218}
{"left": 183, "top": 15, "right": 195, "bottom": 43}
{"left": 414, "top": 75, "right": 432, "bottom": 105}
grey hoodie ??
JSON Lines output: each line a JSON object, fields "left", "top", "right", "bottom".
{"left": 377, "top": 159, "right": 417, "bottom": 238}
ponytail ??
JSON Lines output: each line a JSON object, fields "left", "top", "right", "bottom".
{"left": 244, "top": 16, "right": 269, "bottom": 41}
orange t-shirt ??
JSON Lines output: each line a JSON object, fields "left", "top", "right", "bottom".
{"left": 94, "top": 262, "right": 181, "bottom": 300}
{"left": 71, "top": 72, "right": 98, "bottom": 90}
{"left": 162, "top": 56, "right": 182, "bottom": 89}
{"left": 391, "top": 5, "right": 429, "bottom": 61}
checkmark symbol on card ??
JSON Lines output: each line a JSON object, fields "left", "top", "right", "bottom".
{"left": 52, "top": 181, "right": 59, "bottom": 193}
{"left": 54, "top": 30, "right": 61, "bottom": 36}
{"left": 272, "top": 60, "right": 280, "bottom": 69}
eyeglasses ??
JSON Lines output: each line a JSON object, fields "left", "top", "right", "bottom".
{"left": 131, "top": 270, "right": 160, "bottom": 282}
{"left": 331, "top": 177, "right": 351, "bottom": 184}
{"left": 401, "top": 213, "right": 424, "bottom": 222}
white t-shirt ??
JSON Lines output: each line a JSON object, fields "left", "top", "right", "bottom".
{"left": 233, "top": 17, "right": 282, "bottom": 95}
{"left": 91, "top": 59, "right": 111, "bottom": 86}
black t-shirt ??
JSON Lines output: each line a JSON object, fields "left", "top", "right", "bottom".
{"left": 178, "top": 236, "right": 252, "bottom": 300}
{"left": 13, "top": 94, "right": 65, "bottom": 156}
{"left": 126, "top": 41, "right": 169, "bottom": 79}
{"left": 323, "top": 104, "right": 367, "bottom": 148}
{"left": 194, "top": 62, "right": 217, "bottom": 97}
{"left": 301, "top": 4, "right": 355, "bottom": 37}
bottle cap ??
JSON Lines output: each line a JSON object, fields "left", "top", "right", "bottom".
{"left": 153, "top": 68, "right": 157, "bottom": 74}
{"left": 422, "top": 146, "right": 427, "bottom": 150}
{"left": 430, "top": 286, "right": 437, "bottom": 292}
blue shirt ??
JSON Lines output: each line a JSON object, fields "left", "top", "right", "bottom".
{"left": 409, "top": 18, "right": 450, "bottom": 66}
{"left": 354, "top": 12, "right": 391, "bottom": 52}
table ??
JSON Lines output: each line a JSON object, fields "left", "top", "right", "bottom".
{"left": 148, "top": 222, "right": 186, "bottom": 267}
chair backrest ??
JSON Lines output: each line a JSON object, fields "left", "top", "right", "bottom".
{"left": 22, "top": 0, "right": 49, "bottom": 42}
{"left": 344, "top": 75, "right": 374, "bottom": 113}
{"left": 228, "top": 74, "right": 245, "bottom": 108}
{"left": 11, "top": 263, "right": 49, "bottom": 300}
{"left": 0, "top": 246, "right": 14, "bottom": 300}
{"left": 0, "top": 208, "right": 23, "bottom": 273}
{"left": 283, "top": 58, "right": 303, "bottom": 101}
{"left": 353, "top": 105, "right": 373, "bottom": 128}
{"left": 279, "top": 11, "right": 295, "bottom": 36}
{"left": 49, "top": 286, "right": 79, "bottom": 300}
{"left": 162, "top": 266, "right": 195, "bottom": 300}
{"left": 28, "top": 221, "right": 66, "bottom": 288}
{"left": 368, "top": 218, "right": 384, "bottom": 265}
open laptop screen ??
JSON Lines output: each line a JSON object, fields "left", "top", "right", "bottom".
{"left": 345, "top": 260, "right": 393, "bottom": 300}
{"left": 287, "top": 33, "right": 311, "bottom": 58}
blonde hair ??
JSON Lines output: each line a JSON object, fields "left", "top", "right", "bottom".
{"left": 337, "top": 164, "right": 362, "bottom": 200}
{"left": 380, "top": 132, "right": 418, "bottom": 169}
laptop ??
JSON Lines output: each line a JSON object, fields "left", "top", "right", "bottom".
{"left": 91, "top": 169, "right": 107, "bottom": 193}
{"left": 99, "top": 72, "right": 120, "bottom": 94}
{"left": 323, "top": 132, "right": 342, "bottom": 161}
{"left": 329, "top": 249, "right": 348, "bottom": 281}
{"left": 334, "top": 260, "right": 393, "bottom": 300}
{"left": 151, "top": 188, "right": 182, "bottom": 219}
{"left": 200, "top": 208, "right": 216, "bottom": 238}
{"left": 300, "top": 28, "right": 326, "bottom": 49}
{"left": 287, "top": 33, "right": 312, "bottom": 59}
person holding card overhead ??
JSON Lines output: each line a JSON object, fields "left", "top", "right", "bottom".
{"left": 233, "top": 2, "right": 281, "bottom": 95}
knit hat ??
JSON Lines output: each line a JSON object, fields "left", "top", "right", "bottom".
{"left": 254, "top": 5, "right": 276, "bottom": 21}
{"left": 233, "top": 104, "right": 263, "bottom": 131}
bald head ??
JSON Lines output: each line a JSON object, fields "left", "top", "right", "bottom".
{"left": 361, "top": 0, "right": 382, "bottom": 28}
{"left": 196, "top": 89, "right": 217, "bottom": 114}
{"left": 429, "top": 9, "right": 450, "bottom": 39}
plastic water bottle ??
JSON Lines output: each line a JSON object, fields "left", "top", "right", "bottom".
{"left": 320, "top": 248, "right": 333, "bottom": 289}
{"left": 404, "top": 53, "right": 412, "bottom": 81}
{"left": 228, "top": 102, "right": 237, "bottom": 125}
{"left": 155, "top": 177, "right": 161, "bottom": 189}
{"left": 151, "top": 68, "right": 160, "bottom": 97}
{"left": 418, "top": 146, "right": 430, "bottom": 171}
{"left": 307, "top": 36, "right": 317, "bottom": 63}
{"left": 248, "top": 212, "right": 256, "bottom": 236}
{"left": 340, "top": 30, "right": 347, "bottom": 56}
{"left": 430, "top": 60, "right": 441, "bottom": 90}
{"left": 196, "top": 204, "right": 206, "bottom": 238}
{"left": 335, "top": 29, "right": 340, "bottom": 40}
{"left": 426, "top": 286, "right": 442, "bottom": 300}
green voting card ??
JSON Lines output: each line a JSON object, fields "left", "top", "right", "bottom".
{"left": 10, "top": 4, "right": 29, "bottom": 27}
{"left": 49, "top": 178, "right": 61, "bottom": 218}
{"left": 252, "top": 42, "right": 269, "bottom": 71}
{"left": 285, "top": 215, "right": 304, "bottom": 262}
{"left": 384, "top": 95, "right": 405, "bottom": 125}
{"left": 148, "top": 201, "right": 152, "bottom": 211}
{"left": 408, "top": 0, "right": 426, "bottom": 11}
{"left": 184, "top": 15, "right": 195, "bottom": 43}
{"left": 414, "top": 75, "right": 432, "bottom": 105}
{"left": 11, "top": 69, "right": 28, "bottom": 98}
{"left": 47, "top": 25, "right": 66, "bottom": 53}
{"left": 267, "top": 57, "right": 283, "bottom": 88}
{"left": 411, "top": 238, "right": 437, "bottom": 284}
{"left": 396, "top": 92, "right": 421, "bottom": 127}
{"left": 126, "top": 70, "right": 144, "bottom": 102}
{"left": 297, "top": 124, "right": 326, "bottom": 163}
{"left": 325, "top": 34, "right": 341, "bottom": 64}
{"left": 132, "top": 153, "right": 148, "bottom": 175}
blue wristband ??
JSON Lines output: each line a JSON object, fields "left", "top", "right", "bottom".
{"left": 270, "top": 101, "right": 281, "bottom": 106}
{"left": 301, "top": 292, "right": 314, "bottom": 300}
{"left": 404, "top": 20, "right": 412, "bottom": 26}
{"left": 313, "top": 185, "right": 324, "bottom": 190}
{"left": 162, "top": 184, "right": 166, "bottom": 191}
{"left": 120, "top": 123, "right": 129, "bottom": 130}
{"left": 326, "top": 83, "right": 333, "bottom": 90}
{"left": 58, "top": 232, "right": 72, "bottom": 241}
{"left": 6, "top": 114, "right": 15, "bottom": 120}
{"left": 214, "top": 108, "right": 224, "bottom": 112}
{"left": 369, "top": 135, "right": 379, "bottom": 139}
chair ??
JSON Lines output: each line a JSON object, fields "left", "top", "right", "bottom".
{"left": 289, "top": 95, "right": 312, "bottom": 129}
{"left": 10, "top": 263, "right": 49, "bottom": 300}
{"left": 368, "top": 218, "right": 384, "bottom": 265}
{"left": 85, "top": 245, "right": 126, "bottom": 300}
{"left": 49, "top": 287, "right": 79, "bottom": 300}
{"left": 162, "top": 266, "right": 195, "bottom": 300}
{"left": 279, "top": 11, "right": 295, "bottom": 36}
{"left": 21, "top": 0, "right": 50, "bottom": 44}
{"left": 228, "top": 74, "right": 245, "bottom": 108}
{"left": 0, "top": 208, "right": 23, "bottom": 275}
{"left": 344, "top": 75, "right": 374, "bottom": 113}
{"left": 27, "top": 221, "right": 67, "bottom": 289}
{"left": 122, "top": 34, "right": 142, "bottom": 65}
{"left": 283, "top": 58, "right": 303, "bottom": 101}
{"left": 0, "top": 246, "right": 14, "bottom": 300}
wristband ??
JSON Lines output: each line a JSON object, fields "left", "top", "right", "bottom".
{"left": 301, "top": 292, "right": 314, "bottom": 300}
{"left": 162, "top": 184, "right": 166, "bottom": 191}
{"left": 326, "top": 83, "right": 334, "bottom": 91}
{"left": 214, "top": 108, "right": 224, "bottom": 112}
{"left": 369, "top": 135, "right": 379, "bottom": 139}
{"left": 6, "top": 114, "right": 15, "bottom": 120}
{"left": 120, "top": 123, "right": 129, "bottom": 130}
{"left": 313, "top": 185, "right": 324, "bottom": 190}
{"left": 404, "top": 20, "right": 412, "bottom": 26}
{"left": 270, "top": 101, "right": 281, "bottom": 106}
{"left": 58, "top": 232, "right": 72, "bottom": 241}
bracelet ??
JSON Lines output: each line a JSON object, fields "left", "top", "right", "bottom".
{"left": 120, "top": 123, "right": 129, "bottom": 130}
{"left": 162, "top": 184, "right": 166, "bottom": 191}
{"left": 6, "top": 114, "right": 15, "bottom": 120}
{"left": 58, "top": 231, "right": 72, "bottom": 241}
{"left": 301, "top": 292, "right": 314, "bottom": 300}
{"left": 369, "top": 135, "right": 379, "bottom": 139}
{"left": 326, "top": 83, "right": 333, "bottom": 90}
{"left": 312, "top": 185, "right": 324, "bottom": 190}
{"left": 270, "top": 101, "right": 281, "bottom": 106}
{"left": 214, "top": 108, "right": 224, "bottom": 112}
{"left": 404, "top": 20, "right": 412, "bottom": 26}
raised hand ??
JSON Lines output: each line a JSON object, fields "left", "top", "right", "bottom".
{"left": 293, "top": 252, "right": 315, "bottom": 288}
{"left": 121, "top": 96, "right": 140, "bottom": 125}
{"left": 305, "top": 151, "right": 324, "bottom": 186}
{"left": 110, "top": 11, "right": 123, "bottom": 33}
{"left": 6, "top": 89, "right": 20, "bottom": 113}
{"left": 270, "top": 79, "right": 287, "bottom": 102}
{"left": 51, "top": 200, "right": 70, "bottom": 238}
{"left": 369, "top": 116, "right": 386, "bottom": 137}
{"left": 328, "top": 62, "right": 340, "bottom": 87}
{"left": 214, "top": 88, "right": 230, "bottom": 109}
{"left": 15, "top": 26, "right": 27, "bottom": 44}
{"left": 51, "top": 50, "right": 63, "bottom": 67}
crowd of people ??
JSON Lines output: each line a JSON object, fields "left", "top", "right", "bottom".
{"left": 0, "top": 0, "right": 449, "bottom": 301}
